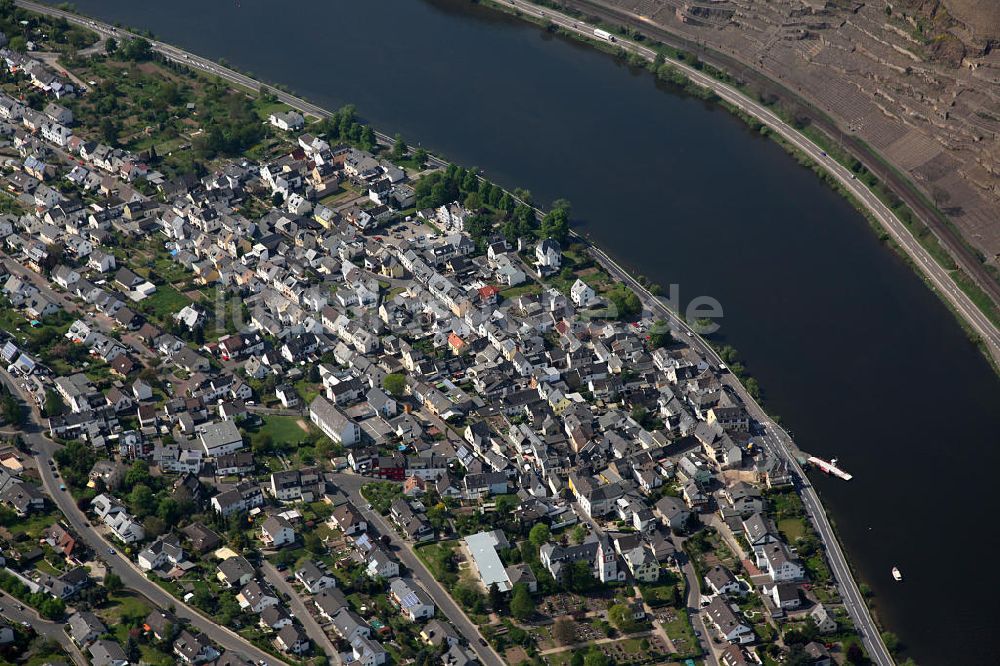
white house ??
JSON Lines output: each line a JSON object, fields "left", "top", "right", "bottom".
{"left": 389, "top": 578, "right": 435, "bottom": 621}
{"left": 570, "top": 279, "right": 597, "bottom": 307}
{"left": 269, "top": 111, "right": 305, "bottom": 131}
{"left": 755, "top": 542, "right": 805, "bottom": 583}
{"left": 310, "top": 395, "right": 360, "bottom": 446}
{"left": 705, "top": 598, "right": 754, "bottom": 644}
{"left": 199, "top": 420, "right": 244, "bottom": 457}
{"left": 366, "top": 549, "right": 399, "bottom": 579}
{"left": 261, "top": 515, "right": 296, "bottom": 549}
{"left": 137, "top": 534, "right": 185, "bottom": 571}
{"left": 535, "top": 238, "right": 561, "bottom": 272}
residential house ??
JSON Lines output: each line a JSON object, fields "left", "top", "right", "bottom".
{"left": 390, "top": 578, "right": 435, "bottom": 621}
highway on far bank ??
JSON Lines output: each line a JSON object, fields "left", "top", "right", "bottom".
{"left": 17, "top": 1, "right": 896, "bottom": 662}
{"left": 493, "top": 0, "right": 999, "bottom": 373}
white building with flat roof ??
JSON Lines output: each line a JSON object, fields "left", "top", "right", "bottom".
{"left": 464, "top": 529, "right": 512, "bottom": 592}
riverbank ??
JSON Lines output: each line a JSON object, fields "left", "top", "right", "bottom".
{"left": 19, "top": 2, "right": 1000, "bottom": 663}
{"left": 480, "top": 0, "right": 1000, "bottom": 375}
{"left": 16, "top": 3, "right": 889, "bottom": 662}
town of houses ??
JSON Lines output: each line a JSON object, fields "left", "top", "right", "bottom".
{"left": 0, "top": 26, "right": 852, "bottom": 666}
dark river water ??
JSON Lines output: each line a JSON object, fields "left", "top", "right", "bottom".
{"left": 45, "top": 0, "right": 1000, "bottom": 662}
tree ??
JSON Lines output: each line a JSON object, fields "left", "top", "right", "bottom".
{"left": 570, "top": 524, "right": 587, "bottom": 545}
{"left": 552, "top": 617, "right": 575, "bottom": 645}
{"left": 128, "top": 484, "right": 156, "bottom": 518}
{"left": 125, "top": 637, "right": 140, "bottom": 662}
{"left": 608, "top": 603, "right": 636, "bottom": 633}
{"left": 119, "top": 37, "right": 152, "bottom": 61}
{"left": 647, "top": 319, "right": 672, "bottom": 349}
{"left": 105, "top": 36, "right": 118, "bottom": 54}
{"left": 360, "top": 126, "right": 377, "bottom": 152}
{"left": 570, "top": 653, "right": 585, "bottom": 666}
{"left": 99, "top": 117, "right": 119, "bottom": 145}
{"left": 607, "top": 285, "right": 641, "bottom": 320}
{"left": 488, "top": 582, "right": 503, "bottom": 613}
{"left": 541, "top": 199, "right": 571, "bottom": 244}
{"left": 528, "top": 523, "right": 550, "bottom": 548}
{"left": 464, "top": 192, "right": 483, "bottom": 211}
{"left": 845, "top": 642, "right": 865, "bottom": 665}
{"left": 383, "top": 373, "right": 406, "bottom": 397}
{"left": 104, "top": 572, "right": 123, "bottom": 594}
{"left": 583, "top": 649, "right": 609, "bottom": 666}
{"left": 0, "top": 394, "right": 23, "bottom": 427}
{"left": 413, "top": 147, "right": 428, "bottom": 167}
{"left": 391, "top": 133, "right": 407, "bottom": 160}
{"left": 123, "top": 461, "right": 151, "bottom": 490}
{"left": 510, "top": 583, "right": 534, "bottom": 621}
{"left": 44, "top": 390, "right": 64, "bottom": 417}
{"left": 304, "top": 530, "right": 324, "bottom": 555}
{"left": 881, "top": 631, "right": 900, "bottom": 654}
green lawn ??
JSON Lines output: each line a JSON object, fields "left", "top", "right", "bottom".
{"left": 256, "top": 415, "right": 312, "bottom": 445}
{"left": 415, "top": 540, "right": 459, "bottom": 586}
{"left": 777, "top": 518, "right": 806, "bottom": 542}
{"left": 361, "top": 481, "right": 403, "bottom": 515}
{"left": 661, "top": 609, "right": 701, "bottom": 659}
{"left": 639, "top": 582, "right": 678, "bottom": 608}
{"left": 141, "top": 284, "right": 191, "bottom": 321}
{"left": 7, "top": 508, "right": 62, "bottom": 540}
{"left": 500, "top": 282, "right": 542, "bottom": 300}
{"left": 102, "top": 592, "right": 151, "bottom": 626}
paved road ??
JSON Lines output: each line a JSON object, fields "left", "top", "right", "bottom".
{"left": 672, "top": 536, "right": 717, "bottom": 666}
{"left": 593, "top": 238, "right": 893, "bottom": 665}
{"left": 14, "top": 1, "right": 447, "bottom": 169}
{"left": 562, "top": 0, "right": 1000, "bottom": 320}
{"left": 494, "top": 1, "right": 998, "bottom": 375}
{"left": 14, "top": 1, "right": 899, "bottom": 661}
{"left": 260, "top": 560, "right": 342, "bottom": 664}
{"left": 329, "top": 473, "right": 505, "bottom": 666}
{"left": 0, "top": 371, "right": 292, "bottom": 666}
{"left": 0, "top": 594, "right": 88, "bottom": 666}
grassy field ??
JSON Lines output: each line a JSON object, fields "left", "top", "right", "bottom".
{"left": 141, "top": 283, "right": 191, "bottom": 321}
{"left": 500, "top": 282, "right": 542, "bottom": 300}
{"left": 415, "top": 540, "right": 459, "bottom": 586}
{"left": 639, "top": 582, "right": 678, "bottom": 607}
{"left": 776, "top": 517, "right": 807, "bottom": 542}
{"left": 257, "top": 415, "right": 312, "bottom": 444}
{"left": 661, "top": 609, "right": 701, "bottom": 659}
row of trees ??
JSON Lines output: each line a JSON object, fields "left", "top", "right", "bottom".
{"left": 0, "top": 570, "right": 65, "bottom": 620}
{"left": 314, "top": 105, "right": 377, "bottom": 153}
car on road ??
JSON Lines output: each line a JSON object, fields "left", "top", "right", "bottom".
{"left": 479, "top": 638, "right": 487, "bottom": 647}
{"left": 59, "top": 484, "right": 65, "bottom": 491}
{"left": 20, "top": 621, "right": 28, "bottom": 628}
{"left": 108, "top": 548, "right": 115, "bottom": 555}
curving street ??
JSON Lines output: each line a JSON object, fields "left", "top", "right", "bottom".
{"left": 8, "top": 1, "right": 910, "bottom": 663}
{"left": 0, "top": 370, "right": 293, "bottom": 666}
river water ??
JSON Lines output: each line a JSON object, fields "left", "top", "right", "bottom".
{"left": 46, "top": 0, "right": 1000, "bottom": 662}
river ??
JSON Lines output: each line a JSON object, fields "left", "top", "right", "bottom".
{"left": 44, "top": 0, "right": 1000, "bottom": 663}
